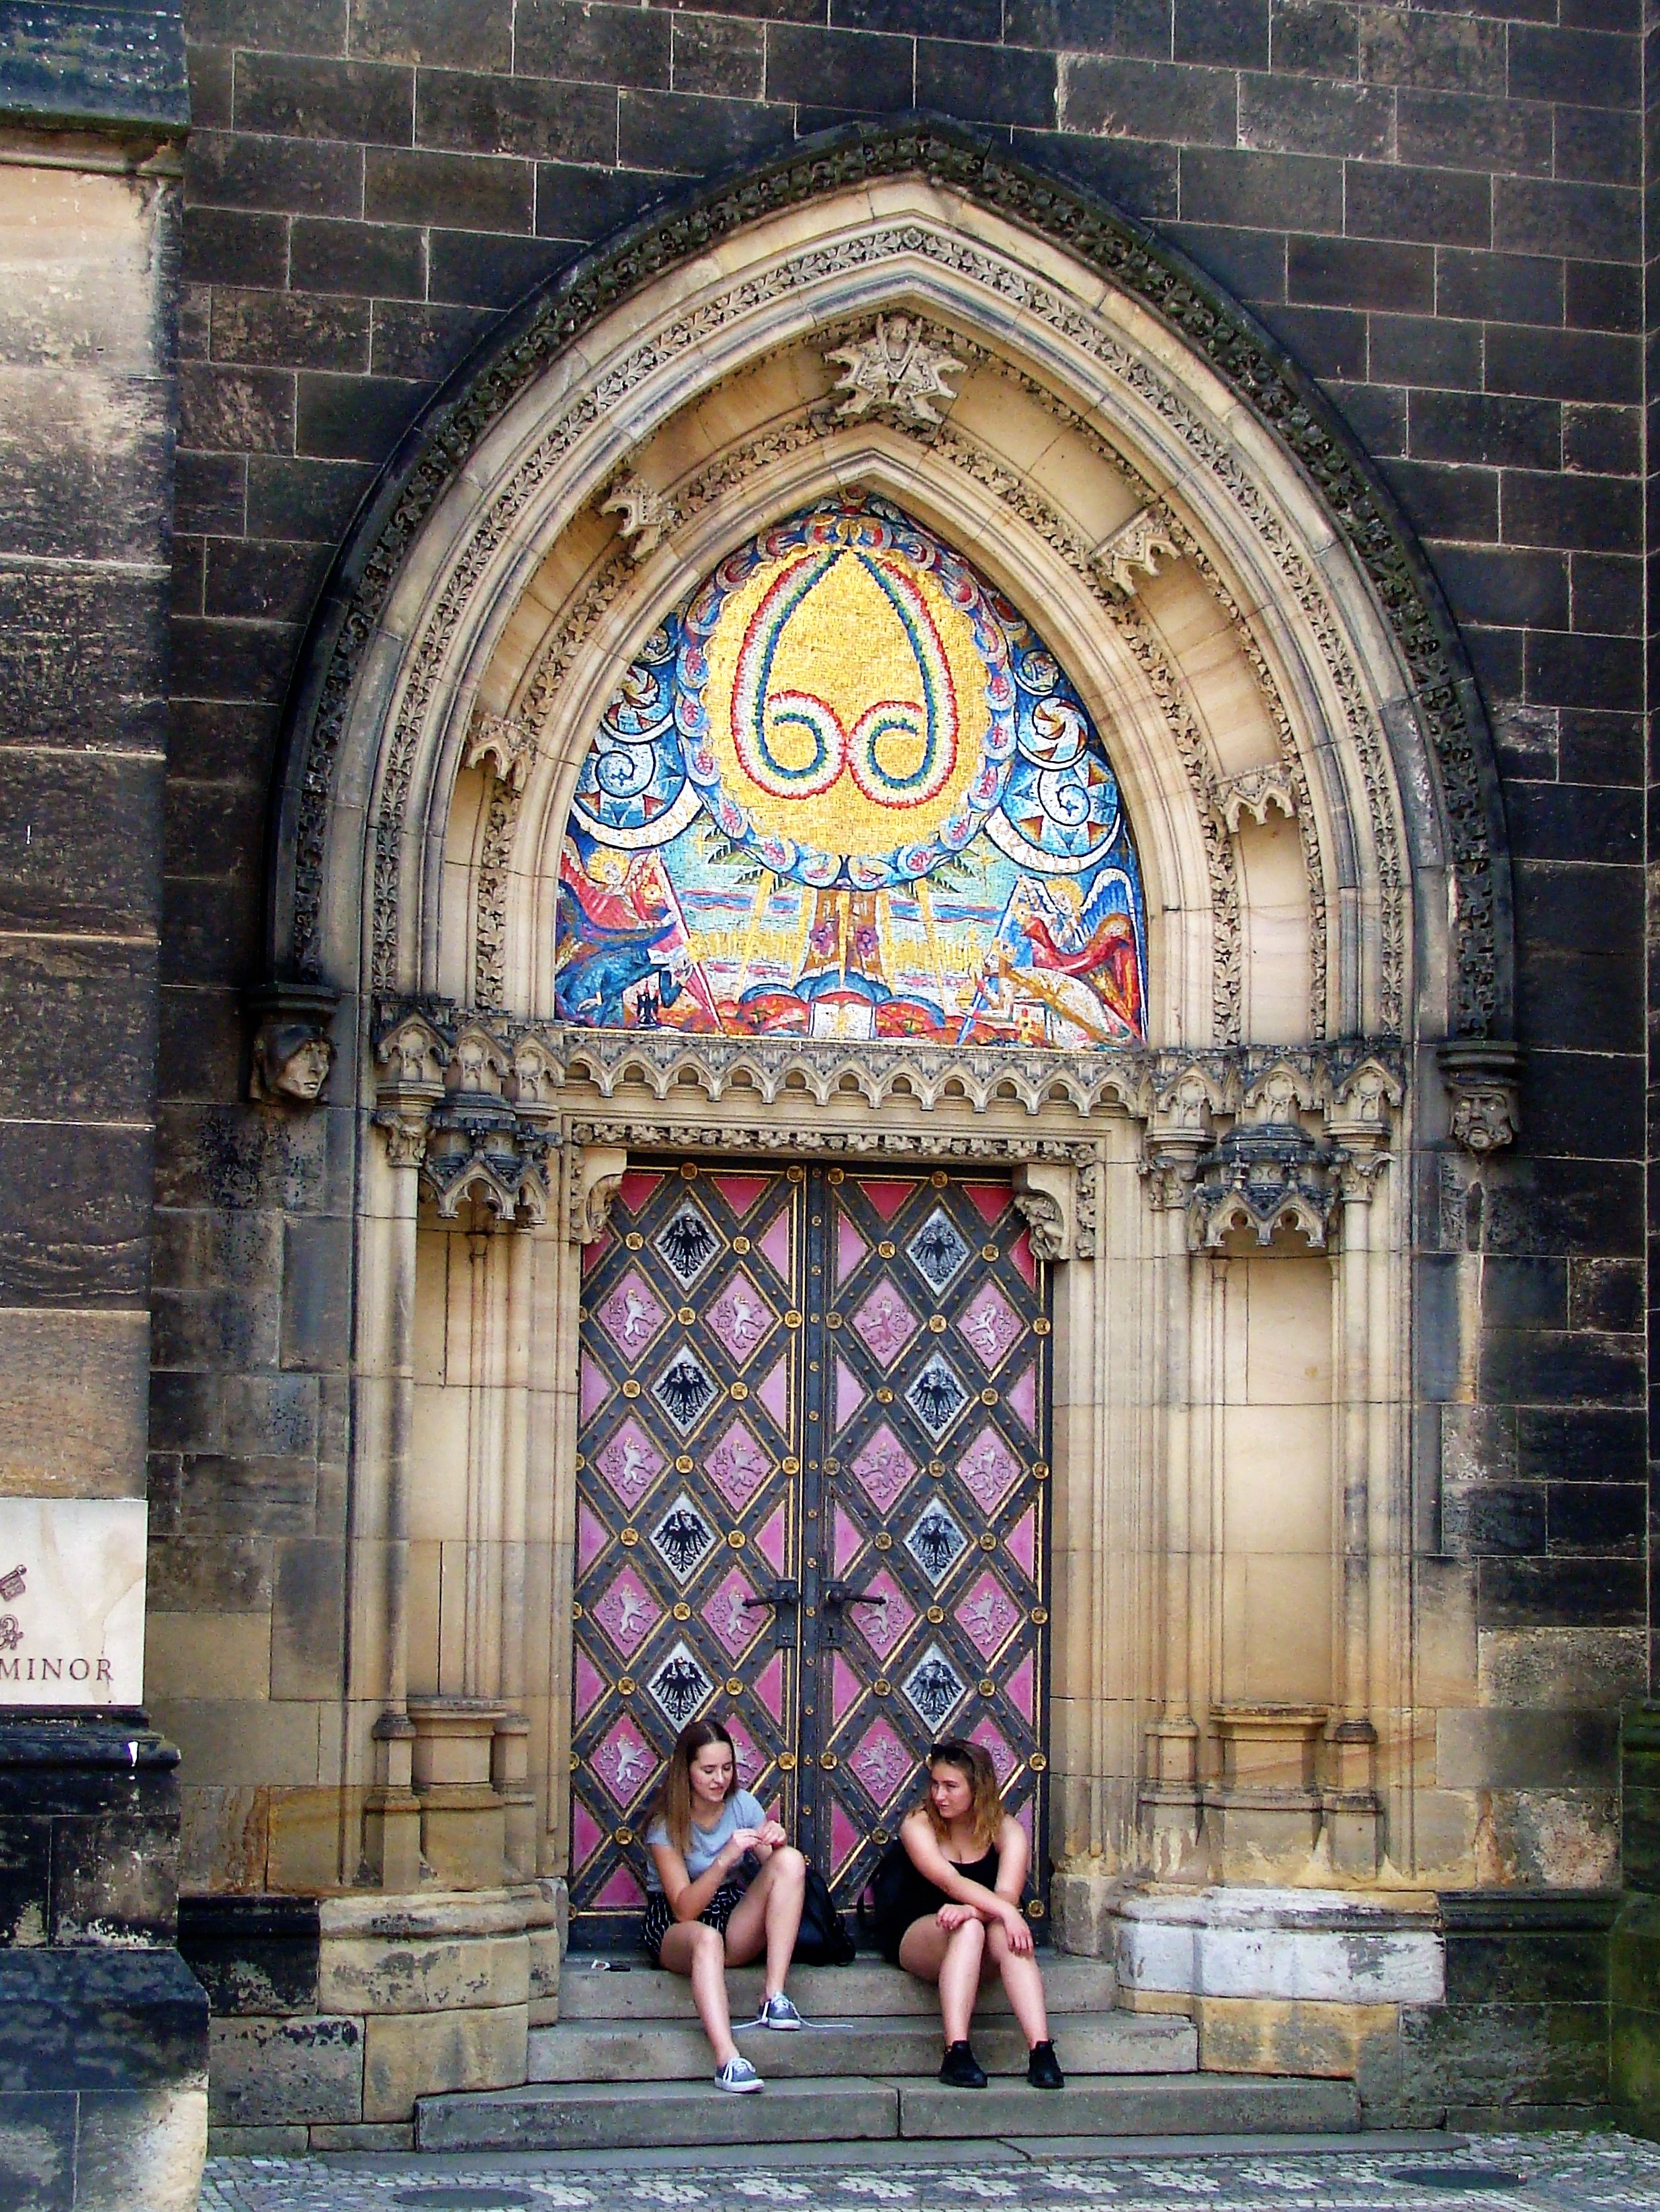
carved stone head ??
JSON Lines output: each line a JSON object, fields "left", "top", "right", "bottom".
{"left": 253, "top": 1021, "right": 334, "bottom": 1104}
{"left": 247, "top": 980, "right": 341, "bottom": 1107}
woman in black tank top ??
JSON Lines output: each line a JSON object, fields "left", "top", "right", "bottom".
{"left": 878, "top": 1739, "right": 1064, "bottom": 2091}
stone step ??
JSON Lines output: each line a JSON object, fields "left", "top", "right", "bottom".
{"left": 557, "top": 1955, "right": 1118, "bottom": 2021}
{"left": 419, "top": 2076, "right": 897, "bottom": 2153}
{"left": 417, "top": 2071, "right": 1360, "bottom": 2154}
{"left": 893, "top": 2074, "right": 1361, "bottom": 2139}
{"left": 529, "top": 2009, "right": 1195, "bottom": 2083}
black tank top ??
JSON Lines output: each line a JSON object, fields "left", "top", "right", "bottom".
{"left": 876, "top": 1837, "right": 1002, "bottom": 1963}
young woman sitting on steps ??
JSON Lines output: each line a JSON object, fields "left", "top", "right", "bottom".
{"left": 642, "top": 1717, "right": 808, "bottom": 2094}
{"left": 877, "top": 1738, "right": 1064, "bottom": 2090}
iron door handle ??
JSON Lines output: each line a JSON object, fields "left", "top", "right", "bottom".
{"left": 820, "top": 1581, "right": 887, "bottom": 1646}
{"left": 740, "top": 1579, "right": 800, "bottom": 1648}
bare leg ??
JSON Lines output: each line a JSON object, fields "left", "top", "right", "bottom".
{"left": 985, "top": 1919, "right": 1051, "bottom": 2048}
{"left": 660, "top": 1920, "right": 736, "bottom": 2067}
{"left": 724, "top": 1847, "right": 806, "bottom": 1998}
{"left": 900, "top": 1913, "right": 987, "bottom": 2047}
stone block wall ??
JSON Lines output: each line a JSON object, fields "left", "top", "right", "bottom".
{"left": 155, "top": 0, "right": 1650, "bottom": 1894}
{"left": 179, "top": 1884, "right": 560, "bottom": 2149}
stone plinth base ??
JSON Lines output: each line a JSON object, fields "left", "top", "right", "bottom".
{"left": 193, "top": 1879, "right": 566, "bottom": 2149}
{"left": 0, "top": 1950, "right": 209, "bottom": 2212}
{"left": 0, "top": 1716, "right": 207, "bottom": 2209}
{"left": 1107, "top": 1885, "right": 1444, "bottom": 2121}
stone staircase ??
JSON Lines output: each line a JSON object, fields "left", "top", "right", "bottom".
{"left": 417, "top": 1955, "right": 1362, "bottom": 2151}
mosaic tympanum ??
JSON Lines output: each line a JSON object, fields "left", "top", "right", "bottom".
{"left": 558, "top": 493, "right": 1147, "bottom": 1049}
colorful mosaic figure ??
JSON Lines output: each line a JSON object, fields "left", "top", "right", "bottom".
{"left": 557, "top": 492, "right": 1147, "bottom": 1049}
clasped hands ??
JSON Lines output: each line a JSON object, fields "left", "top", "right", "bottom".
{"left": 935, "top": 1897, "right": 1033, "bottom": 1953}
{"left": 719, "top": 1820, "right": 788, "bottom": 1867}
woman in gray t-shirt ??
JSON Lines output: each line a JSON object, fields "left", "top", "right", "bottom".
{"left": 640, "top": 1718, "right": 808, "bottom": 2092}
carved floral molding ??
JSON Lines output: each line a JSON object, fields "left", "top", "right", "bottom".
{"left": 370, "top": 1000, "right": 1428, "bottom": 1248}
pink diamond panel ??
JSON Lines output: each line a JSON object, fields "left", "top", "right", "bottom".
{"left": 572, "top": 1797, "right": 605, "bottom": 1870}
{"left": 832, "top": 1503, "right": 863, "bottom": 1577}
{"left": 596, "top": 1270, "right": 668, "bottom": 1360}
{"left": 756, "top": 1356, "right": 790, "bottom": 1431}
{"left": 705, "top": 1270, "right": 776, "bottom": 1366}
{"left": 751, "top": 1650, "right": 786, "bottom": 1725}
{"left": 830, "top": 1798, "right": 863, "bottom": 1880}
{"left": 1005, "top": 1501, "right": 1037, "bottom": 1583}
{"left": 592, "top": 1714, "right": 656, "bottom": 1808}
{"left": 1005, "top": 1649, "right": 1035, "bottom": 1724}
{"left": 832, "top": 1652, "right": 863, "bottom": 1726}
{"left": 757, "top": 1209, "right": 793, "bottom": 1284}
{"left": 725, "top": 1712, "right": 765, "bottom": 1788}
{"left": 834, "top": 1358, "right": 866, "bottom": 1434}
{"left": 703, "top": 1420, "right": 773, "bottom": 1514}
{"left": 970, "top": 1716, "right": 1018, "bottom": 1789}
{"left": 847, "top": 1716, "right": 912, "bottom": 1810}
{"left": 755, "top": 1501, "right": 788, "bottom": 1577}
{"left": 701, "top": 1566, "right": 762, "bottom": 1659}
{"left": 579, "top": 1354, "right": 609, "bottom": 1424}
{"left": 574, "top": 1646, "right": 607, "bottom": 1724}
{"left": 957, "top": 1281, "right": 1022, "bottom": 1372}
{"left": 594, "top": 1865, "right": 646, "bottom": 1908}
{"left": 577, "top": 1501, "right": 609, "bottom": 1577}
{"left": 857, "top": 1180, "right": 910, "bottom": 1225}
{"left": 850, "top": 1281, "right": 918, "bottom": 1367}
{"left": 1006, "top": 1362, "right": 1038, "bottom": 1434}
{"left": 595, "top": 1419, "right": 666, "bottom": 1511}
{"left": 956, "top": 1426, "right": 1022, "bottom": 1515}
{"left": 850, "top": 1425, "right": 917, "bottom": 1514}
{"left": 591, "top": 1564, "right": 661, "bottom": 1659}
{"left": 850, "top": 1567, "right": 914, "bottom": 1661}
{"left": 837, "top": 1214, "right": 870, "bottom": 1286}
{"left": 713, "top": 1173, "right": 769, "bottom": 1219}
{"left": 957, "top": 1570, "right": 1022, "bottom": 1661}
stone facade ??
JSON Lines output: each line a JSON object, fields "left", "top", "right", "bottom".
{"left": 0, "top": 0, "right": 1656, "bottom": 2167}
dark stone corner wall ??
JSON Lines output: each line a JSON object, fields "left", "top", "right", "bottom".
{"left": 156, "top": 0, "right": 1653, "bottom": 2119}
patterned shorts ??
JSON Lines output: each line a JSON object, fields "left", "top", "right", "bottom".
{"left": 641, "top": 1881, "right": 747, "bottom": 1960}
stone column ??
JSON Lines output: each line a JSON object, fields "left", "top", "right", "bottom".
{"left": 0, "top": 11, "right": 209, "bottom": 2209}
{"left": 1323, "top": 1068, "right": 1395, "bottom": 1877}
{"left": 1138, "top": 1073, "right": 1212, "bottom": 1877}
{"left": 359, "top": 1032, "right": 442, "bottom": 1890}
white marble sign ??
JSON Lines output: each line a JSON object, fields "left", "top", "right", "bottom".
{"left": 0, "top": 1498, "right": 146, "bottom": 1705}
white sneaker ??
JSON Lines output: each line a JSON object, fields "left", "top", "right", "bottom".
{"left": 715, "top": 2055, "right": 764, "bottom": 2092}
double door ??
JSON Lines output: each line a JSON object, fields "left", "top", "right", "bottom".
{"left": 570, "top": 1159, "right": 1050, "bottom": 1945}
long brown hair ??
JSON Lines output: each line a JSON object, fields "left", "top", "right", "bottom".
{"left": 650, "top": 1718, "right": 738, "bottom": 1855}
{"left": 920, "top": 1738, "right": 1003, "bottom": 1854}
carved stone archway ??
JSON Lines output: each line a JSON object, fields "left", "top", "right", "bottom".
{"left": 262, "top": 125, "right": 1517, "bottom": 1918}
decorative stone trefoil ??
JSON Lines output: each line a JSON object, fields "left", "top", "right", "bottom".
{"left": 600, "top": 472, "right": 681, "bottom": 559}
{"left": 1090, "top": 507, "right": 1180, "bottom": 596}
{"left": 824, "top": 314, "right": 965, "bottom": 426}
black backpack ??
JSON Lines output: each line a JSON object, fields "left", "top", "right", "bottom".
{"left": 793, "top": 1861, "right": 857, "bottom": 1965}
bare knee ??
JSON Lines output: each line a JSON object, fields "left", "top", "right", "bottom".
{"left": 772, "top": 1846, "right": 806, "bottom": 1884}
{"left": 688, "top": 1923, "right": 725, "bottom": 1970}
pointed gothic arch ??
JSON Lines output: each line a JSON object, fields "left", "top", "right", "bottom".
{"left": 259, "top": 126, "right": 1518, "bottom": 1906}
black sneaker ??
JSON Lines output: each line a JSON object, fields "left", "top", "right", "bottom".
{"left": 939, "top": 2040, "right": 988, "bottom": 2089}
{"left": 1027, "top": 2040, "right": 1065, "bottom": 2088}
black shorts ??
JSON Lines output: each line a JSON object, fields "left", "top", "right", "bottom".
{"left": 640, "top": 1880, "right": 747, "bottom": 1960}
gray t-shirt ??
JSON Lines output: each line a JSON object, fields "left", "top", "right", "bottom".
{"left": 644, "top": 1789, "right": 767, "bottom": 1894}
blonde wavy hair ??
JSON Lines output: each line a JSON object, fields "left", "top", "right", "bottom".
{"left": 920, "top": 1738, "right": 1003, "bottom": 1854}
{"left": 649, "top": 1718, "right": 738, "bottom": 1857}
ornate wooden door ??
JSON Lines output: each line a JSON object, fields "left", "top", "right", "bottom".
{"left": 570, "top": 1160, "right": 1049, "bottom": 1947}
{"left": 801, "top": 1166, "right": 1050, "bottom": 1916}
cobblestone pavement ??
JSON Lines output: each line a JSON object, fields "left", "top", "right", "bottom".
{"left": 200, "top": 2131, "right": 1660, "bottom": 2212}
